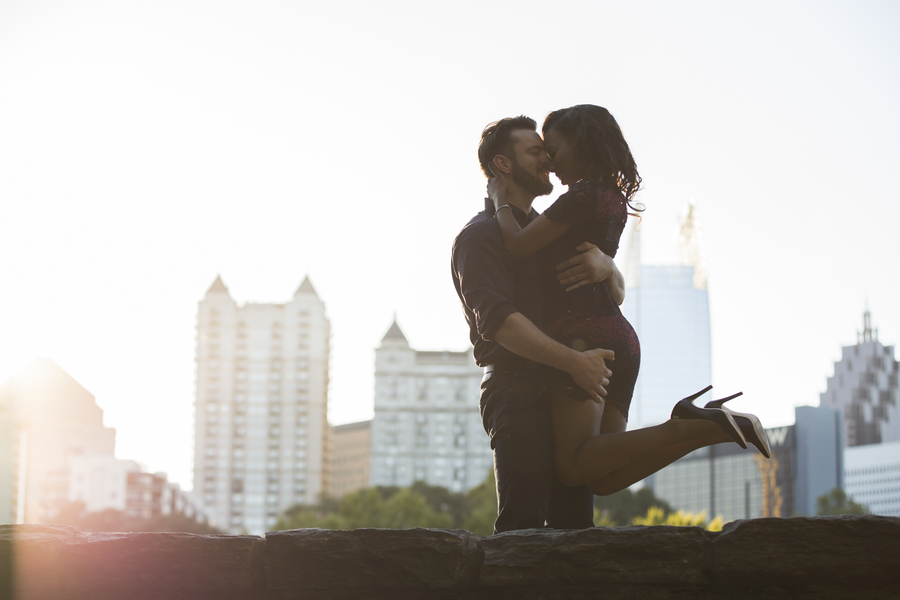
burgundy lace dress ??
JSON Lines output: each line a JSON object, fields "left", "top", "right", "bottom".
{"left": 537, "top": 179, "right": 640, "bottom": 419}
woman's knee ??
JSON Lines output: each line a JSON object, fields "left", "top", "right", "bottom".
{"left": 554, "top": 454, "right": 588, "bottom": 488}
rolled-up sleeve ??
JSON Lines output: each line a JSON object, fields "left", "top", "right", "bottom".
{"left": 452, "top": 222, "right": 517, "bottom": 342}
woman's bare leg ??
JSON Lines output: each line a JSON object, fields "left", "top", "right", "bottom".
{"left": 586, "top": 406, "right": 728, "bottom": 495}
{"left": 551, "top": 393, "right": 734, "bottom": 491}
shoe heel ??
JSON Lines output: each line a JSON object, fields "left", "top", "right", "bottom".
{"left": 705, "top": 391, "right": 743, "bottom": 409}
{"left": 683, "top": 385, "right": 713, "bottom": 403}
{"left": 671, "top": 386, "right": 713, "bottom": 420}
{"left": 671, "top": 386, "right": 748, "bottom": 449}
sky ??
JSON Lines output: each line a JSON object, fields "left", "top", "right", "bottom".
{"left": 1, "top": 0, "right": 898, "bottom": 490}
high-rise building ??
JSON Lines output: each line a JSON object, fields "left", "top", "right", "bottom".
{"left": 370, "top": 321, "right": 492, "bottom": 493}
{"left": 620, "top": 204, "right": 712, "bottom": 429}
{"left": 0, "top": 358, "right": 116, "bottom": 524}
{"left": 820, "top": 309, "right": 899, "bottom": 446}
{"left": 651, "top": 405, "right": 844, "bottom": 520}
{"left": 0, "top": 396, "right": 22, "bottom": 523}
{"left": 328, "top": 420, "right": 371, "bottom": 498}
{"left": 193, "top": 275, "right": 330, "bottom": 535}
{"left": 844, "top": 440, "right": 900, "bottom": 517}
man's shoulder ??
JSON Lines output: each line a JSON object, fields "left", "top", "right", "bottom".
{"left": 453, "top": 210, "right": 498, "bottom": 248}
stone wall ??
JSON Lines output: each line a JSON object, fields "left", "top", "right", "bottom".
{"left": 2, "top": 516, "right": 899, "bottom": 599}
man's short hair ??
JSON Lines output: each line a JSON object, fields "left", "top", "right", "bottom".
{"left": 477, "top": 115, "right": 537, "bottom": 179}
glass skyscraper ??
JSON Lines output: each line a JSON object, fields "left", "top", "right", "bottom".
{"left": 619, "top": 204, "right": 712, "bottom": 430}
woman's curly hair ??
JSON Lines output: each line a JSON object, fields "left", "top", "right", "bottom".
{"left": 542, "top": 105, "right": 643, "bottom": 209}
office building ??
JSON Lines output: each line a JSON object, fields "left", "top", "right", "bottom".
{"left": 370, "top": 321, "right": 492, "bottom": 492}
{"left": 844, "top": 440, "right": 900, "bottom": 517}
{"left": 328, "top": 420, "right": 371, "bottom": 498}
{"left": 820, "top": 309, "right": 899, "bottom": 446}
{"left": 0, "top": 398, "right": 23, "bottom": 523}
{"left": 193, "top": 275, "right": 330, "bottom": 534}
{"left": 67, "top": 456, "right": 139, "bottom": 515}
{"left": 68, "top": 455, "right": 208, "bottom": 523}
{"left": 0, "top": 358, "right": 116, "bottom": 524}
{"left": 651, "top": 405, "right": 844, "bottom": 520}
{"left": 620, "top": 204, "right": 712, "bottom": 429}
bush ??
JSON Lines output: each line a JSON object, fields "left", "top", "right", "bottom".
{"left": 816, "top": 488, "right": 868, "bottom": 516}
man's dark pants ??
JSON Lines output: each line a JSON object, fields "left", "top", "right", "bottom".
{"left": 480, "top": 366, "right": 595, "bottom": 533}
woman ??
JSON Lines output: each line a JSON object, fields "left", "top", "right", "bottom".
{"left": 490, "top": 105, "right": 769, "bottom": 495}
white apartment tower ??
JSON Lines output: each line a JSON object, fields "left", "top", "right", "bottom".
{"left": 193, "top": 276, "right": 330, "bottom": 534}
{"left": 370, "top": 321, "right": 492, "bottom": 492}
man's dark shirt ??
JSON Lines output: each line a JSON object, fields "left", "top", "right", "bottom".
{"left": 451, "top": 198, "right": 544, "bottom": 367}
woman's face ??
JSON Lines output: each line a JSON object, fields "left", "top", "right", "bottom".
{"left": 543, "top": 127, "right": 583, "bottom": 186}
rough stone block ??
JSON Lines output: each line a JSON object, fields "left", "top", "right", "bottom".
{"left": 264, "top": 527, "right": 480, "bottom": 591}
{"left": 478, "top": 526, "right": 713, "bottom": 588}
{"left": 712, "top": 516, "right": 900, "bottom": 589}
{"left": 0, "top": 524, "right": 265, "bottom": 598}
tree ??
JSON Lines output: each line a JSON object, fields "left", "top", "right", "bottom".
{"left": 816, "top": 488, "right": 868, "bottom": 516}
{"left": 593, "top": 487, "right": 674, "bottom": 526}
{"left": 276, "top": 470, "right": 499, "bottom": 533}
{"left": 48, "top": 501, "right": 221, "bottom": 534}
{"left": 462, "top": 470, "right": 496, "bottom": 536}
{"left": 275, "top": 486, "right": 453, "bottom": 531}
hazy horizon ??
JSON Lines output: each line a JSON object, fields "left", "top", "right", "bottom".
{"left": 2, "top": 0, "right": 898, "bottom": 489}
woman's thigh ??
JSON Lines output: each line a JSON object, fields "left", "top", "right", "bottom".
{"left": 599, "top": 400, "right": 628, "bottom": 434}
{"left": 551, "top": 393, "right": 603, "bottom": 471}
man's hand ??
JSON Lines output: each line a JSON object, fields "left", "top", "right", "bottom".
{"left": 556, "top": 242, "right": 615, "bottom": 292}
{"left": 567, "top": 348, "right": 615, "bottom": 404}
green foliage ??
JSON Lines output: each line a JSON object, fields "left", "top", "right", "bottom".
{"left": 462, "top": 469, "right": 497, "bottom": 536}
{"left": 593, "top": 486, "right": 674, "bottom": 526}
{"left": 48, "top": 501, "right": 222, "bottom": 534}
{"left": 275, "top": 470, "right": 498, "bottom": 533}
{"left": 631, "top": 505, "right": 723, "bottom": 530}
{"left": 816, "top": 488, "right": 868, "bottom": 516}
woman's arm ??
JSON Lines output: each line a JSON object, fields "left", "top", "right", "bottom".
{"left": 488, "top": 178, "right": 571, "bottom": 260}
{"left": 494, "top": 209, "right": 570, "bottom": 260}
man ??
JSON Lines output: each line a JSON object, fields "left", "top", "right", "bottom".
{"left": 451, "top": 115, "right": 623, "bottom": 533}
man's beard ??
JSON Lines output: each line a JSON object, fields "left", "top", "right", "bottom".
{"left": 511, "top": 159, "right": 553, "bottom": 197}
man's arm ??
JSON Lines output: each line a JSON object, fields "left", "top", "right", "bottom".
{"left": 452, "top": 218, "right": 613, "bottom": 403}
{"left": 494, "top": 312, "right": 614, "bottom": 403}
{"left": 556, "top": 242, "right": 626, "bottom": 304}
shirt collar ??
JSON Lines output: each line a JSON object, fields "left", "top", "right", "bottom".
{"left": 484, "top": 198, "right": 538, "bottom": 225}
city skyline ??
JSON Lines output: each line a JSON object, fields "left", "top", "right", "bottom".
{"left": 2, "top": 1, "right": 898, "bottom": 489}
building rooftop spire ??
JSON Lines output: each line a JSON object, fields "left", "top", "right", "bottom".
{"left": 206, "top": 275, "right": 230, "bottom": 296}
{"left": 294, "top": 276, "right": 318, "bottom": 297}
{"left": 382, "top": 318, "right": 408, "bottom": 343}
{"left": 677, "top": 201, "right": 707, "bottom": 290}
{"left": 859, "top": 308, "right": 877, "bottom": 344}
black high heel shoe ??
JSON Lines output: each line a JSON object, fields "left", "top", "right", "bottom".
{"left": 671, "top": 386, "right": 748, "bottom": 449}
{"left": 704, "top": 392, "right": 771, "bottom": 459}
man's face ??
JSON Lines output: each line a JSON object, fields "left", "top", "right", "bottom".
{"left": 507, "top": 129, "right": 553, "bottom": 197}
